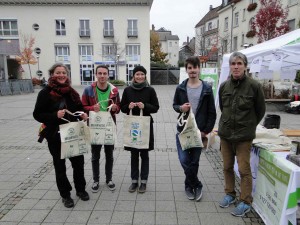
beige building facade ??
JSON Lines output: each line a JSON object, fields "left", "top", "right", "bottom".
{"left": 0, "top": 0, "right": 153, "bottom": 85}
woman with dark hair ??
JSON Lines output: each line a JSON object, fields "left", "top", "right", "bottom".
{"left": 120, "top": 65, "right": 159, "bottom": 193}
{"left": 33, "top": 63, "right": 89, "bottom": 208}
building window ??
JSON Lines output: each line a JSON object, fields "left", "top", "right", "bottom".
{"left": 249, "top": 17, "right": 255, "bottom": 30}
{"left": 223, "top": 39, "right": 228, "bottom": 53}
{"left": 169, "top": 42, "right": 172, "bottom": 47}
{"left": 288, "top": 0, "right": 297, "bottom": 5}
{"left": 126, "top": 44, "right": 140, "bottom": 61}
{"left": 168, "top": 53, "right": 172, "bottom": 59}
{"left": 224, "top": 17, "right": 229, "bottom": 31}
{"left": 104, "top": 19, "right": 114, "bottom": 37}
{"left": 241, "top": 34, "right": 245, "bottom": 46}
{"left": 102, "top": 44, "right": 117, "bottom": 61}
{"left": 250, "top": 0, "right": 257, "bottom": 3}
{"left": 55, "top": 45, "right": 70, "bottom": 62}
{"left": 0, "top": 20, "right": 18, "bottom": 36}
{"left": 55, "top": 19, "right": 66, "bottom": 36}
{"left": 233, "top": 36, "right": 238, "bottom": 51}
{"left": 79, "top": 19, "right": 90, "bottom": 37}
{"left": 288, "top": 19, "right": 296, "bottom": 31}
{"left": 242, "top": 9, "right": 246, "bottom": 21}
{"left": 128, "top": 19, "right": 138, "bottom": 37}
{"left": 208, "top": 22, "right": 212, "bottom": 31}
{"left": 79, "top": 45, "right": 93, "bottom": 61}
{"left": 234, "top": 12, "right": 239, "bottom": 27}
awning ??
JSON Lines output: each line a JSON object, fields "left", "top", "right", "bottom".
{"left": 0, "top": 39, "right": 20, "bottom": 55}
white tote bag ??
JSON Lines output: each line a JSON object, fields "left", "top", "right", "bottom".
{"left": 123, "top": 109, "right": 150, "bottom": 149}
{"left": 178, "top": 109, "right": 203, "bottom": 150}
{"left": 59, "top": 120, "right": 91, "bottom": 159}
{"left": 89, "top": 109, "right": 116, "bottom": 145}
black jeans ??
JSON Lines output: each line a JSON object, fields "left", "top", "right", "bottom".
{"left": 131, "top": 150, "right": 149, "bottom": 184}
{"left": 91, "top": 144, "right": 114, "bottom": 183}
{"left": 47, "top": 134, "right": 86, "bottom": 198}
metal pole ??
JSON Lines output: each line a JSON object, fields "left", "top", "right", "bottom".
{"left": 230, "top": 3, "right": 235, "bottom": 52}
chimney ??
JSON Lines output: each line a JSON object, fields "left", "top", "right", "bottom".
{"left": 209, "top": 5, "right": 213, "bottom": 10}
{"left": 187, "top": 36, "right": 190, "bottom": 43}
{"left": 152, "top": 24, "right": 155, "bottom": 31}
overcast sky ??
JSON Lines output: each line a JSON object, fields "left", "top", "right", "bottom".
{"left": 150, "top": 0, "right": 222, "bottom": 46}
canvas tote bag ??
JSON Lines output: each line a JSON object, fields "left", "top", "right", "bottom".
{"left": 89, "top": 104, "right": 116, "bottom": 145}
{"left": 123, "top": 109, "right": 150, "bottom": 149}
{"left": 59, "top": 120, "right": 91, "bottom": 159}
{"left": 178, "top": 109, "right": 203, "bottom": 150}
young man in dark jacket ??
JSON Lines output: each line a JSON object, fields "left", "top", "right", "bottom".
{"left": 218, "top": 52, "right": 265, "bottom": 217}
{"left": 173, "top": 56, "right": 216, "bottom": 201}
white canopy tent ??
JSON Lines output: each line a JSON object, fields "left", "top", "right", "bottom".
{"left": 216, "top": 29, "right": 300, "bottom": 106}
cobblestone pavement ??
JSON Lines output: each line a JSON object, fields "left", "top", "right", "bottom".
{"left": 0, "top": 85, "right": 299, "bottom": 225}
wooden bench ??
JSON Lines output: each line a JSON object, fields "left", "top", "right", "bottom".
{"left": 282, "top": 129, "right": 300, "bottom": 137}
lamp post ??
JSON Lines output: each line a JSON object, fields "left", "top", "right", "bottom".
{"left": 230, "top": 3, "right": 236, "bottom": 53}
{"left": 115, "top": 54, "right": 120, "bottom": 80}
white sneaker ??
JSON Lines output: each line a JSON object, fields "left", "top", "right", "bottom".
{"left": 106, "top": 180, "right": 116, "bottom": 191}
{"left": 91, "top": 182, "right": 99, "bottom": 193}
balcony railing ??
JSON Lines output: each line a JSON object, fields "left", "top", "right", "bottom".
{"left": 103, "top": 29, "right": 114, "bottom": 37}
{"left": 79, "top": 29, "right": 90, "bottom": 37}
{"left": 127, "top": 29, "right": 138, "bottom": 37}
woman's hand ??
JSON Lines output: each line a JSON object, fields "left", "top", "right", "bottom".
{"left": 129, "top": 102, "right": 136, "bottom": 110}
{"left": 57, "top": 109, "right": 65, "bottom": 118}
{"left": 80, "top": 113, "right": 88, "bottom": 121}
{"left": 136, "top": 102, "right": 144, "bottom": 109}
{"left": 180, "top": 103, "right": 191, "bottom": 113}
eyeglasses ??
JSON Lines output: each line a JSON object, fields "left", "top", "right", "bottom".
{"left": 231, "top": 62, "right": 244, "bottom": 66}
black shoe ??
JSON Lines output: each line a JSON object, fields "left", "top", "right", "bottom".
{"left": 195, "top": 187, "right": 203, "bottom": 202}
{"left": 185, "top": 187, "right": 195, "bottom": 200}
{"left": 76, "top": 191, "right": 90, "bottom": 201}
{"left": 138, "top": 183, "right": 147, "bottom": 193}
{"left": 128, "top": 183, "right": 138, "bottom": 193}
{"left": 106, "top": 180, "right": 116, "bottom": 191}
{"left": 62, "top": 196, "right": 74, "bottom": 208}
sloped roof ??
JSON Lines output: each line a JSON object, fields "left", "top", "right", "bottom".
{"left": 156, "top": 27, "right": 179, "bottom": 41}
{"left": 195, "top": 5, "right": 222, "bottom": 28}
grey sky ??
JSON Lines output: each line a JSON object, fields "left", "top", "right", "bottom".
{"left": 150, "top": 0, "right": 222, "bottom": 45}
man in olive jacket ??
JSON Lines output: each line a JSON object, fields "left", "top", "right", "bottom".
{"left": 218, "top": 52, "right": 265, "bottom": 217}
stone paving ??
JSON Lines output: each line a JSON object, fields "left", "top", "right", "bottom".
{"left": 0, "top": 85, "right": 299, "bottom": 225}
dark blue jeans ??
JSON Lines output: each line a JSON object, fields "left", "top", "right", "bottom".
{"left": 131, "top": 150, "right": 149, "bottom": 184}
{"left": 91, "top": 144, "right": 114, "bottom": 183}
{"left": 176, "top": 134, "right": 203, "bottom": 189}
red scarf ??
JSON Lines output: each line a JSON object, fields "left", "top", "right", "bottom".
{"left": 47, "top": 76, "right": 81, "bottom": 104}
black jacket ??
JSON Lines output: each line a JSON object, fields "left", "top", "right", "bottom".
{"left": 173, "top": 79, "right": 216, "bottom": 134}
{"left": 33, "top": 86, "right": 84, "bottom": 140}
{"left": 120, "top": 85, "right": 159, "bottom": 151}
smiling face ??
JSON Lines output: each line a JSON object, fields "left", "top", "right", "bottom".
{"left": 230, "top": 57, "right": 247, "bottom": 80}
{"left": 96, "top": 67, "right": 109, "bottom": 85}
{"left": 52, "top": 66, "right": 68, "bottom": 84}
{"left": 133, "top": 71, "right": 146, "bottom": 83}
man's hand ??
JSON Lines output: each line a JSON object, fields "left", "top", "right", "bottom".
{"left": 180, "top": 103, "right": 191, "bottom": 113}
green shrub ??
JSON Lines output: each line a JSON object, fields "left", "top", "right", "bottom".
{"left": 109, "top": 79, "right": 126, "bottom": 86}
{"left": 295, "top": 70, "right": 300, "bottom": 83}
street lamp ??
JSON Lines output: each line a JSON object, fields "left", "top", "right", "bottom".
{"left": 115, "top": 54, "right": 120, "bottom": 80}
{"left": 230, "top": 3, "right": 236, "bottom": 52}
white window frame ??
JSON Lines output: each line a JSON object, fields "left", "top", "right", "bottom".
{"left": 79, "top": 19, "right": 90, "bottom": 36}
{"left": 104, "top": 19, "right": 114, "bottom": 36}
{"left": 79, "top": 45, "right": 93, "bottom": 61}
{"left": 0, "top": 20, "right": 18, "bottom": 36}
{"left": 224, "top": 17, "right": 229, "bottom": 31}
{"left": 126, "top": 44, "right": 140, "bottom": 61}
{"left": 208, "top": 22, "right": 212, "bottom": 31}
{"left": 128, "top": 19, "right": 138, "bottom": 36}
{"left": 55, "top": 45, "right": 70, "bottom": 62}
{"left": 55, "top": 19, "right": 66, "bottom": 36}
{"left": 234, "top": 12, "right": 239, "bottom": 27}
